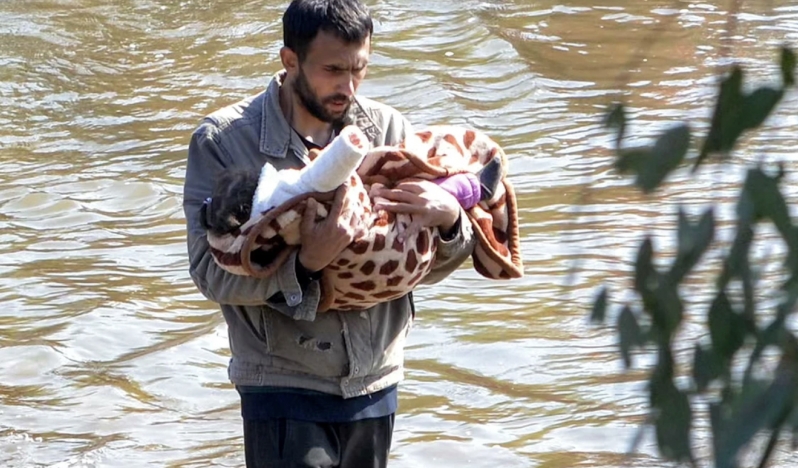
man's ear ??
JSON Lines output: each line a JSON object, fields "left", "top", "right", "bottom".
{"left": 280, "top": 47, "right": 299, "bottom": 73}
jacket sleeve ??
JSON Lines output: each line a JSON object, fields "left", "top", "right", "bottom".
{"left": 183, "top": 122, "right": 321, "bottom": 320}
{"left": 420, "top": 208, "right": 476, "bottom": 285}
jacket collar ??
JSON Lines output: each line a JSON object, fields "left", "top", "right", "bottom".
{"left": 259, "top": 71, "right": 378, "bottom": 158}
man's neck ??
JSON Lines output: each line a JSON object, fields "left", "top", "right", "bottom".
{"left": 279, "top": 82, "right": 334, "bottom": 147}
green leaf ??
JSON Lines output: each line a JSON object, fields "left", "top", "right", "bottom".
{"left": 697, "top": 66, "right": 745, "bottom": 167}
{"left": 739, "top": 168, "right": 798, "bottom": 282}
{"left": 693, "top": 344, "right": 724, "bottom": 392}
{"left": 740, "top": 87, "right": 783, "bottom": 131}
{"left": 650, "top": 282, "right": 684, "bottom": 341}
{"left": 782, "top": 46, "right": 796, "bottom": 87}
{"left": 709, "top": 401, "right": 724, "bottom": 456}
{"left": 634, "top": 237, "right": 655, "bottom": 295}
{"left": 650, "top": 347, "right": 675, "bottom": 408}
{"left": 653, "top": 384, "right": 694, "bottom": 463}
{"left": 670, "top": 206, "right": 716, "bottom": 283}
{"left": 708, "top": 291, "right": 746, "bottom": 362}
{"left": 716, "top": 373, "right": 797, "bottom": 468}
{"left": 604, "top": 103, "right": 627, "bottom": 147}
{"left": 615, "top": 125, "right": 691, "bottom": 193}
{"left": 745, "top": 168, "right": 794, "bottom": 242}
{"left": 633, "top": 237, "right": 683, "bottom": 340}
{"left": 618, "top": 305, "right": 643, "bottom": 368}
{"left": 590, "top": 287, "right": 609, "bottom": 324}
{"left": 718, "top": 180, "right": 758, "bottom": 290}
{"left": 697, "top": 65, "right": 786, "bottom": 170}
{"left": 650, "top": 351, "right": 693, "bottom": 463}
{"left": 614, "top": 147, "right": 648, "bottom": 176}
{"left": 745, "top": 316, "right": 788, "bottom": 383}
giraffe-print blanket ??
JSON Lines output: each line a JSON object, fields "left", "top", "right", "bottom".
{"left": 206, "top": 126, "right": 523, "bottom": 312}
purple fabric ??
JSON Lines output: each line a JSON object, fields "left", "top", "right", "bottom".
{"left": 433, "top": 172, "right": 481, "bottom": 209}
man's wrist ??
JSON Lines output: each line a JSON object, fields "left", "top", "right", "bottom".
{"left": 296, "top": 254, "right": 323, "bottom": 283}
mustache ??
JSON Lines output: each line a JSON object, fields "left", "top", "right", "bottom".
{"left": 323, "top": 94, "right": 352, "bottom": 104}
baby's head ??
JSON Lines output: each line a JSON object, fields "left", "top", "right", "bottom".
{"left": 200, "top": 168, "right": 259, "bottom": 236}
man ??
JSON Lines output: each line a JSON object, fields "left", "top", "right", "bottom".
{"left": 182, "top": 0, "right": 475, "bottom": 466}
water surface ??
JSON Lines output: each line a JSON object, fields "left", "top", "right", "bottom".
{"left": 2, "top": 0, "right": 798, "bottom": 466}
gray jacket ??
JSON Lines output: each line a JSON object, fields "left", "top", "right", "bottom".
{"left": 182, "top": 72, "right": 475, "bottom": 398}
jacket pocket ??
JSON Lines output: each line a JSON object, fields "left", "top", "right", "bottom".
{"left": 264, "top": 310, "right": 348, "bottom": 378}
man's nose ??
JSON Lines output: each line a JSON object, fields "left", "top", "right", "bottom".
{"left": 339, "top": 74, "right": 356, "bottom": 96}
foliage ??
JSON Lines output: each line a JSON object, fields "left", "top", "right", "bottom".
{"left": 590, "top": 47, "right": 798, "bottom": 467}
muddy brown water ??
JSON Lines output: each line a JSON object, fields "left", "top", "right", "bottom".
{"left": 2, "top": 0, "right": 798, "bottom": 466}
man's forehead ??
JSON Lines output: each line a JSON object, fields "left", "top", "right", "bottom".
{"left": 306, "top": 31, "right": 370, "bottom": 59}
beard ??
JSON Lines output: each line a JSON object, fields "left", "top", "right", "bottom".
{"left": 293, "top": 67, "right": 352, "bottom": 125}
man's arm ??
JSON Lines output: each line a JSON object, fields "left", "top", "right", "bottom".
{"left": 183, "top": 123, "right": 321, "bottom": 319}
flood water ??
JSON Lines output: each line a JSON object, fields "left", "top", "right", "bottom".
{"left": 2, "top": 0, "right": 798, "bottom": 467}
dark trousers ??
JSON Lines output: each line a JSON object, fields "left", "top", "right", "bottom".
{"left": 243, "top": 415, "right": 395, "bottom": 468}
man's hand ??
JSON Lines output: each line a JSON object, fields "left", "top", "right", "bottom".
{"left": 298, "top": 185, "right": 365, "bottom": 273}
{"left": 372, "top": 180, "right": 460, "bottom": 242}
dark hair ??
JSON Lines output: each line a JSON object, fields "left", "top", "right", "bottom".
{"left": 283, "top": 0, "right": 373, "bottom": 61}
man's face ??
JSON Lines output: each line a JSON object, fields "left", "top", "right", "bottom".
{"left": 291, "top": 30, "right": 370, "bottom": 124}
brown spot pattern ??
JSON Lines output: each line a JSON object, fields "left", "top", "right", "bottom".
{"left": 464, "top": 129, "right": 476, "bottom": 149}
{"left": 351, "top": 280, "right": 376, "bottom": 291}
{"left": 380, "top": 260, "right": 399, "bottom": 276}
{"left": 360, "top": 261, "right": 376, "bottom": 276}
{"left": 416, "top": 230, "right": 429, "bottom": 255}
{"left": 405, "top": 250, "right": 418, "bottom": 273}
{"left": 350, "top": 239, "right": 370, "bottom": 255}
{"left": 373, "top": 290, "right": 402, "bottom": 299}
{"left": 444, "top": 134, "right": 465, "bottom": 155}
{"left": 386, "top": 276, "right": 402, "bottom": 287}
{"left": 373, "top": 233, "right": 386, "bottom": 252}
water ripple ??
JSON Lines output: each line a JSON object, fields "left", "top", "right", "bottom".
{"left": 1, "top": 0, "right": 798, "bottom": 466}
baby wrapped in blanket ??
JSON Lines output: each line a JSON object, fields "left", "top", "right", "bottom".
{"left": 201, "top": 125, "right": 522, "bottom": 312}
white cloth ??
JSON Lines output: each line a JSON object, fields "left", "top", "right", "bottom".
{"left": 250, "top": 125, "right": 369, "bottom": 217}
